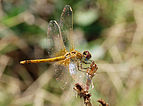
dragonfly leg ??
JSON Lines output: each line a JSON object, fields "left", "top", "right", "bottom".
{"left": 77, "top": 61, "right": 89, "bottom": 72}
{"left": 83, "top": 60, "right": 94, "bottom": 64}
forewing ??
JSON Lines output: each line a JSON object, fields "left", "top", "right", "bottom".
{"left": 60, "top": 5, "right": 74, "bottom": 50}
{"left": 47, "top": 20, "right": 66, "bottom": 57}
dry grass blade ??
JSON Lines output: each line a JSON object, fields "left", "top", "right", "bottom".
{"left": 97, "top": 99, "right": 109, "bottom": 106}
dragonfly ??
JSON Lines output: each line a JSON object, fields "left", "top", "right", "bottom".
{"left": 20, "top": 5, "right": 92, "bottom": 77}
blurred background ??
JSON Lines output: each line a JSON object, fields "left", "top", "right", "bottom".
{"left": 0, "top": 0, "right": 143, "bottom": 106}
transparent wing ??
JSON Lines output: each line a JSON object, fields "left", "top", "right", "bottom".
{"left": 54, "top": 64, "right": 73, "bottom": 90}
{"left": 47, "top": 20, "right": 71, "bottom": 88}
{"left": 60, "top": 5, "right": 74, "bottom": 51}
{"left": 47, "top": 20, "right": 67, "bottom": 57}
{"left": 69, "top": 62, "right": 87, "bottom": 86}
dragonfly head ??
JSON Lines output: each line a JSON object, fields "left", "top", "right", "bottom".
{"left": 82, "top": 51, "right": 91, "bottom": 61}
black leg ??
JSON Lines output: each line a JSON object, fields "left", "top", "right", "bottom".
{"left": 83, "top": 60, "right": 93, "bottom": 64}
{"left": 77, "top": 61, "right": 89, "bottom": 72}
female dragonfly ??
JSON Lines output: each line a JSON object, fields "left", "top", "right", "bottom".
{"left": 20, "top": 5, "right": 92, "bottom": 76}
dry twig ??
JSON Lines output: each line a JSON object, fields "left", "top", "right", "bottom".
{"left": 73, "top": 83, "right": 92, "bottom": 106}
{"left": 97, "top": 99, "right": 109, "bottom": 106}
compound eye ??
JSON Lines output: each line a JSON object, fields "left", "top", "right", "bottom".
{"left": 83, "top": 51, "right": 86, "bottom": 55}
{"left": 83, "top": 51, "right": 91, "bottom": 60}
{"left": 86, "top": 51, "right": 91, "bottom": 60}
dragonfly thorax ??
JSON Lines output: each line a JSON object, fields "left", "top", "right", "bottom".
{"left": 64, "top": 50, "right": 82, "bottom": 61}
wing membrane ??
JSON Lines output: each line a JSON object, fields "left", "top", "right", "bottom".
{"left": 47, "top": 20, "right": 66, "bottom": 57}
{"left": 60, "top": 5, "right": 74, "bottom": 50}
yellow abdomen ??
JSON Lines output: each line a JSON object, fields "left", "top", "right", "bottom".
{"left": 20, "top": 56, "right": 66, "bottom": 64}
